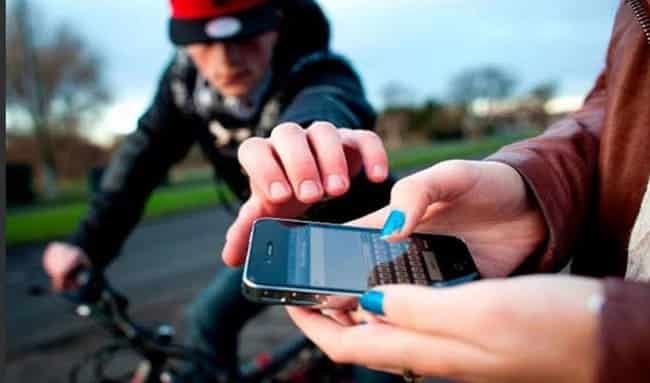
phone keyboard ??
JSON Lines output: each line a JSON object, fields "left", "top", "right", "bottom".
{"left": 365, "top": 234, "right": 434, "bottom": 287}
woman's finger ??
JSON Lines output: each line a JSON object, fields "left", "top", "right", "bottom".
{"left": 320, "top": 308, "right": 356, "bottom": 326}
{"left": 346, "top": 206, "right": 390, "bottom": 229}
{"left": 238, "top": 137, "right": 292, "bottom": 203}
{"left": 359, "top": 282, "right": 506, "bottom": 338}
{"left": 286, "top": 306, "right": 494, "bottom": 380}
{"left": 306, "top": 121, "right": 350, "bottom": 196}
{"left": 381, "top": 160, "right": 481, "bottom": 241}
{"left": 338, "top": 128, "right": 388, "bottom": 183}
{"left": 269, "top": 123, "right": 324, "bottom": 204}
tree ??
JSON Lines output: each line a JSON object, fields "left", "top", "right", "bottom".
{"left": 449, "top": 65, "right": 517, "bottom": 107}
{"left": 380, "top": 81, "right": 416, "bottom": 109}
{"left": 528, "top": 81, "right": 557, "bottom": 103}
{"left": 6, "top": 0, "right": 109, "bottom": 198}
{"left": 524, "top": 80, "right": 558, "bottom": 131}
{"left": 448, "top": 65, "right": 517, "bottom": 138}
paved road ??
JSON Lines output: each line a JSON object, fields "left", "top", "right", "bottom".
{"left": 6, "top": 168, "right": 431, "bottom": 382}
{"left": 6, "top": 207, "right": 301, "bottom": 382}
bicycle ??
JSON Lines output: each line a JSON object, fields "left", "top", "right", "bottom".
{"left": 29, "top": 267, "right": 354, "bottom": 383}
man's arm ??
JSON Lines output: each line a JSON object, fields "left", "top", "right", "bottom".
{"left": 277, "top": 51, "right": 376, "bottom": 131}
{"left": 222, "top": 51, "right": 390, "bottom": 266}
{"left": 69, "top": 62, "right": 195, "bottom": 268}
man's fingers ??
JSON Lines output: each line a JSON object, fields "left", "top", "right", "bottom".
{"left": 52, "top": 275, "right": 66, "bottom": 291}
{"left": 306, "top": 121, "right": 350, "bottom": 196}
{"left": 42, "top": 243, "right": 89, "bottom": 291}
{"left": 238, "top": 138, "right": 291, "bottom": 203}
{"left": 270, "top": 123, "right": 324, "bottom": 204}
{"left": 338, "top": 128, "right": 388, "bottom": 183}
{"left": 239, "top": 125, "right": 390, "bottom": 205}
{"left": 222, "top": 198, "right": 264, "bottom": 267}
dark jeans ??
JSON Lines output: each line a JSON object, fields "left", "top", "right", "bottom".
{"left": 185, "top": 267, "right": 400, "bottom": 382}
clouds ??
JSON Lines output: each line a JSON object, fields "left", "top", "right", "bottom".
{"left": 18, "top": 0, "right": 618, "bottom": 139}
{"left": 319, "top": 0, "right": 616, "bottom": 105}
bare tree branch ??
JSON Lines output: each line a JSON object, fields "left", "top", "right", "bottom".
{"left": 448, "top": 65, "right": 517, "bottom": 107}
{"left": 6, "top": 0, "right": 110, "bottom": 197}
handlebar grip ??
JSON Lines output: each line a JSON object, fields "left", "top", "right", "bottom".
{"left": 68, "top": 264, "right": 92, "bottom": 287}
{"left": 62, "top": 267, "right": 104, "bottom": 304}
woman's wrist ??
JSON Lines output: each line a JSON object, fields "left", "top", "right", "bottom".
{"left": 572, "top": 279, "right": 604, "bottom": 383}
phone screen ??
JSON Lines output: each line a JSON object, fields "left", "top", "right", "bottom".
{"left": 246, "top": 219, "right": 479, "bottom": 294}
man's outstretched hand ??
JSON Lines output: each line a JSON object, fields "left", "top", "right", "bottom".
{"left": 222, "top": 122, "right": 389, "bottom": 266}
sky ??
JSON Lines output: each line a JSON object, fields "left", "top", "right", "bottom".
{"left": 8, "top": 0, "right": 619, "bottom": 145}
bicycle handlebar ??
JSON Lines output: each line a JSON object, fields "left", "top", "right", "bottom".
{"left": 54, "top": 267, "right": 230, "bottom": 382}
{"left": 30, "top": 267, "right": 318, "bottom": 382}
{"left": 61, "top": 266, "right": 106, "bottom": 304}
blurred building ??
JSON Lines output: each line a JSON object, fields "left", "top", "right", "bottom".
{"left": 6, "top": 132, "right": 111, "bottom": 183}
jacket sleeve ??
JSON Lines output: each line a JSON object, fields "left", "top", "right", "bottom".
{"left": 68, "top": 63, "right": 195, "bottom": 268}
{"left": 485, "top": 71, "right": 607, "bottom": 272}
{"left": 277, "top": 51, "right": 376, "bottom": 131}
{"left": 597, "top": 278, "right": 650, "bottom": 383}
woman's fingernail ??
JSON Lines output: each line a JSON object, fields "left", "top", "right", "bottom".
{"left": 360, "top": 291, "right": 384, "bottom": 315}
{"left": 381, "top": 210, "right": 405, "bottom": 237}
{"left": 269, "top": 181, "right": 289, "bottom": 199}
{"left": 300, "top": 180, "right": 320, "bottom": 199}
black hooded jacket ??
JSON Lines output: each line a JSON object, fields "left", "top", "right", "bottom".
{"left": 70, "top": 0, "right": 392, "bottom": 267}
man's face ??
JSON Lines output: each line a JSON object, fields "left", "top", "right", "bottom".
{"left": 186, "top": 31, "right": 279, "bottom": 97}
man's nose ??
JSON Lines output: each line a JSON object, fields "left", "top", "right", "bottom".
{"left": 215, "top": 42, "right": 242, "bottom": 66}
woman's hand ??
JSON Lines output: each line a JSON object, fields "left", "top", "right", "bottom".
{"left": 288, "top": 275, "right": 604, "bottom": 383}
{"left": 349, "top": 160, "right": 548, "bottom": 277}
{"left": 222, "top": 122, "right": 389, "bottom": 266}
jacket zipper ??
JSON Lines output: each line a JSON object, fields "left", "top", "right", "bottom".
{"left": 627, "top": 0, "right": 650, "bottom": 45}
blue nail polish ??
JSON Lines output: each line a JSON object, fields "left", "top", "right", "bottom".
{"left": 381, "top": 210, "right": 406, "bottom": 238}
{"left": 360, "top": 290, "right": 384, "bottom": 315}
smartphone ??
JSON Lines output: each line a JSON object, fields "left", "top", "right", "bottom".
{"left": 242, "top": 218, "right": 480, "bottom": 308}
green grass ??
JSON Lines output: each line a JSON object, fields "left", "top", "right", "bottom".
{"left": 6, "top": 133, "right": 534, "bottom": 246}
{"left": 6, "top": 184, "right": 232, "bottom": 246}
{"left": 7, "top": 203, "right": 90, "bottom": 246}
{"left": 389, "top": 132, "right": 533, "bottom": 170}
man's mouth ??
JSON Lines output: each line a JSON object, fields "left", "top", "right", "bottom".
{"left": 220, "top": 70, "right": 250, "bottom": 85}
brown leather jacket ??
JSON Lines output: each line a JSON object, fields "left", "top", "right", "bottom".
{"left": 487, "top": 1, "right": 650, "bottom": 381}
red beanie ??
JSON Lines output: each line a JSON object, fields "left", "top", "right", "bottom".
{"left": 169, "top": 0, "right": 280, "bottom": 45}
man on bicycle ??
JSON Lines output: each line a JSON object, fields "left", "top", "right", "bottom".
{"left": 43, "top": 0, "right": 396, "bottom": 381}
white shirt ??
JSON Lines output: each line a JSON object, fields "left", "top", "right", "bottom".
{"left": 626, "top": 176, "right": 650, "bottom": 282}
